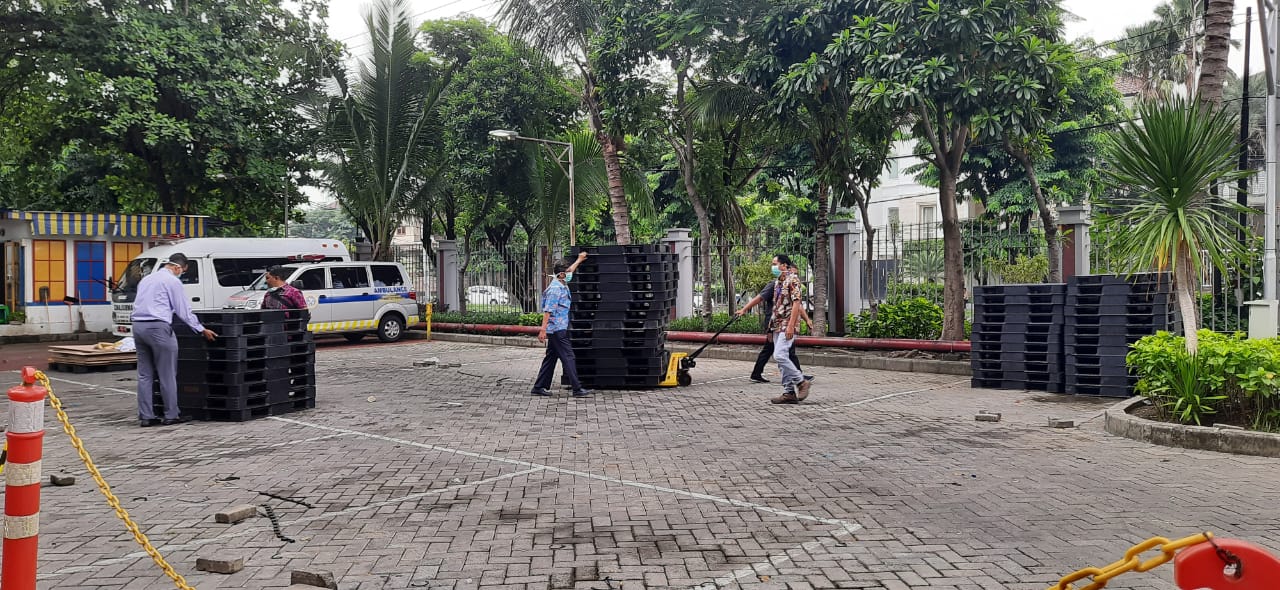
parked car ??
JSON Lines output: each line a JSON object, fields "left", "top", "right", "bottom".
{"left": 467, "top": 285, "right": 511, "bottom": 306}
{"left": 225, "top": 261, "right": 417, "bottom": 343}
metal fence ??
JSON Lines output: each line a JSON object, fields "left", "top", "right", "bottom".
{"left": 390, "top": 243, "right": 438, "bottom": 302}
{"left": 690, "top": 236, "right": 815, "bottom": 314}
{"left": 862, "top": 220, "right": 1047, "bottom": 306}
{"left": 458, "top": 241, "right": 544, "bottom": 314}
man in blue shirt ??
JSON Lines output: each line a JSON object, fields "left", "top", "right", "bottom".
{"left": 532, "top": 252, "right": 590, "bottom": 397}
{"left": 131, "top": 253, "right": 217, "bottom": 427}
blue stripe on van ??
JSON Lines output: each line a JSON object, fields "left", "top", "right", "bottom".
{"left": 317, "top": 294, "right": 386, "bottom": 304}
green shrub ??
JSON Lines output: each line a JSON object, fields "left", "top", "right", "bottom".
{"left": 669, "top": 311, "right": 813, "bottom": 336}
{"left": 1128, "top": 330, "right": 1280, "bottom": 431}
{"left": 884, "top": 281, "right": 943, "bottom": 305}
{"left": 847, "top": 297, "right": 944, "bottom": 340}
{"left": 986, "top": 254, "right": 1050, "bottom": 284}
{"left": 431, "top": 310, "right": 523, "bottom": 325}
{"left": 517, "top": 312, "right": 544, "bottom": 326}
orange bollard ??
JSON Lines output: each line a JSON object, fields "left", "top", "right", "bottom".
{"left": 3, "top": 367, "right": 46, "bottom": 590}
{"left": 1175, "top": 537, "right": 1280, "bottom": 589}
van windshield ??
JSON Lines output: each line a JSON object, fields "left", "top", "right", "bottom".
{"left": 117, "top": 258, "right": 157, "bottom": 293}
{"left": 247, "top": 266, "right": 300, "bottom": 291}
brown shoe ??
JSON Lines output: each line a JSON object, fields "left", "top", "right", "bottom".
{"left": 771, "top": 392, "right": 799, "bottom": 404}
{"left": 796, "top": 379, "right": 812, "bottom": 401}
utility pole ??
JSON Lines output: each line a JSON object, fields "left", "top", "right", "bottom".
{"left": 1266, "top": 0, "right": 1278, "bottom": 300}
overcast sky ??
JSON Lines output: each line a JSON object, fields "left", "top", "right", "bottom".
{"left": 325, "top": 0, "right": 1265, "bottom": 74}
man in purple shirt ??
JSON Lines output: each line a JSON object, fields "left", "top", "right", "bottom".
{"left": 131, "top": 252, "right": 217, "bottom": 427}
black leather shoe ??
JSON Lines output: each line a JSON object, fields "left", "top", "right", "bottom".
{"left": 161, "top": 416, "right": 192, "bottom": 426}
{"left": 531, "top": 388, "right": 552, "bottom": 397}
{"left": 749, "top": 375, "right": 770, "bottom": 384}
{"left": 140, "top": 419, "right": 162, "bottom": 428}
{"left": 572, "top": 390, "right": 593, "bottom": 398}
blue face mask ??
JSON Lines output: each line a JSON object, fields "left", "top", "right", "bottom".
{"left": 771, "top": 265, "right": 781, "bottom": 277}
{"left": 563, "top": 272, "right": 573, "bottom": 283}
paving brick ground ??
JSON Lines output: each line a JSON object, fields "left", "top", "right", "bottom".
{"left": 5, "top": 338, "right": 1279, "bottom": 589}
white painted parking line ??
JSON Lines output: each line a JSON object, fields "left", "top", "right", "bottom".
{"left": 692, "top": 528, "right": 857, "bottom": 589}
{"left": 269, "top": 416, "right": 862, "bottom": 532}
{"left": 806, "top": 378, "right": 971, "bottom": 413}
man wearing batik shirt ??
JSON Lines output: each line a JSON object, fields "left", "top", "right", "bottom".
{"left": 768, "top": 253, "right": 812, "bottom": 404}
{"left": 531, "top": 252, "right": 591, "bottom": 398}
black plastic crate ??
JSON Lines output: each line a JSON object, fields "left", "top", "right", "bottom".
{"left": 970, "top": 377, "right": 1037, "bottom": 390}
{"left": 195, "top": 309, "right": 289, "bottom": 325}
{"left": 179, "top": 358, "right": 267, "bottom": 374}
{"left": 575, "top": 244, "right": 668, "bottom": 256}
{"left": 176, "top": 333, "right": 284, "bottom": 349}
{"left": 577, "top": 366, "right": 667, "bottom": 378}
{"left": 1067, "top": 373, "right": 1137, "bottom": 388}
{"left": 971, "top": 313, "right": 1060, "bottom": 327}
{"left": 574, "top": 346, "right": 667, "bottom": 359}
{"left": 969, "top": 339, "right": 1061, "bottom": 354}
{"left": 1065, "top": 314, "right": 1171, "bottom": 328}
{"left": 176, "top": 379, "right": 272, "bottom": 398}
{"left": 267, "top": 354, "right": 315, "bottom": 371}
{"left": 1065, "top": 303, "right": 1172, "bottom": 317}
{"left": 180, "top": 391, "right": 272, "bottom": 410}
{"left": 179, "top": 346, "right": 269, "bottom": 362}
{"left": 1063, "top": 331, "right": 1152, "bottom": 345}
{"left": 1068, "top": 323, "right": 1163, "bottom": 338}
{"left": 1066, "top": 383, "right": 1134, "bottom": 397}
{"left": 574, "top": 300, "right": 671, "bottom": 313}
{"left": 1064, "top": 344, "right": 1134, "bottom": 357}
{"left": 190, "top": 368, "right": 268, "bottom": 386}
{"left": 571, "top": 309, "right": 670, "bottom": 322}
{"left": 578, "top": 374, "right": 663, "bottom": 389}
{"left": 971, "top": 350, "right": 1057, "bottom": 364}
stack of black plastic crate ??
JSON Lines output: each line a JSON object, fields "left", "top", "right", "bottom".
{"left": 567, "top": 245, "right": 678, "bottom": 389}
{"left": 1065, "top": 273, "right": 1173, "bottom": 397}
{"left": 156, "top": 309, "right": 316, "bottom": 421}
{"left": 971, "top": 284, "right": 1066, "bottom": 392}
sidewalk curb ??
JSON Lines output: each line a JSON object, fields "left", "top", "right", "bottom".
{"left": 426, "top": 332, "right": 972, "bottom": 376}
{"left": 1104, "top": 397, "right": 1280, "bottom": 458}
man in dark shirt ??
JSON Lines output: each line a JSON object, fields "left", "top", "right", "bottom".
{"left": 735, "top": 256, "right": 811, "bottom": 384}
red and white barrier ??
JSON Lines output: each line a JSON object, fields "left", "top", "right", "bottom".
{"left": 4, "top": 367, "right": 46, "bottom": 590}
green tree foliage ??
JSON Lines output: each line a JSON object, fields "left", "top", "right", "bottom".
{"left": 317, "top": 0, "right": 450, "bottom": 261}
{"left": 1101, "top": 96, "right": 1253, "bottom": 354}
{"left": 0, "top": 0, "right": 335, "bottom": 233}
{"left": 816, "top": 0, "right": 1072, "bottom": 340}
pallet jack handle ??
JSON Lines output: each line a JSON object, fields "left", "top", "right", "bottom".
{"left": 686, "top": 312, "right": 744, "bottom": 362}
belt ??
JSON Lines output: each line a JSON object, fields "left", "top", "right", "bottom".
{"left": 133, "top": 319, "right": 168, "bottom": 323}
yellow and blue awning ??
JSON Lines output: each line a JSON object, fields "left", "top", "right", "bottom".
{"left": 2, "top": 211, "right": 208, "bottom": 238}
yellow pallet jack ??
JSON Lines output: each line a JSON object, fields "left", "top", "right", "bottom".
{"left": 660, "top": 314, "right": 743, "bottom": 387}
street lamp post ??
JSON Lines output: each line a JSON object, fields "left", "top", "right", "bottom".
{"left": 489, "top": 129, "right": 576, "bottom": 246}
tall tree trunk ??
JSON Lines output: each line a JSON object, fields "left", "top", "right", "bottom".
{"left": 858, "top": 202, "right": 877, "bottom": 304}
{"left": 939, "top": 171, "right": 966, "bottom": 341}
{"left": 1198, "top": 0, "right": 1236, "bottom": 104}
{"left": 1175, "top": 243, "right": 1200, "bottom": 354}
{"left": 1006, "top": 140, "right": 1062, "bottom": 282}
{"left": 720, "top": 240, "right": 735, "bottom": 314}
{"left": 812, "top": 183, "right": 830, "bottom": 336}
{"left": 584, "top": 73, "right": 632, "bottom": 245}
{"left": 670, "top": 63, "right": 709, "bottom": 319}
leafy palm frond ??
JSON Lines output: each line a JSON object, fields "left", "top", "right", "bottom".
{"left": 1102, "top": 95, "right": 1253, "bottom": 279}
{"left": 318, "top": 0, "right": 451, "bottom": 260}
{"left": 1101, "top": 94, "right": 1254, "bottom": 353}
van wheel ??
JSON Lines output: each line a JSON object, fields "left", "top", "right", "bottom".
{"left": 377, "top": 314, "right": 405, "bottom": 343}
{"left": 343, "top": 333, "right": 366, "bottom": 343}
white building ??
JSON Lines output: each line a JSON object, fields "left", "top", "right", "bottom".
{"left": 865, "top": 140, "right": 981, "bottom": 234}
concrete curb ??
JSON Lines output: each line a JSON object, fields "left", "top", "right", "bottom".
{"left": 1104, "top": 397, "right": 1280, "bottom": 458}
{"left": 426, "top": 332, "right": 972, "bottom": 376}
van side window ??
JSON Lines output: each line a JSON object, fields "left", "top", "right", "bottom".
{"left": 179, "top": 263, "right": 199, "bottom": 285}
{"left": 214, "top": 258, "right": 290, "bottom": 287}
{"left": 330, "top": 266, "right": 371, "bottom": 290}
{"left": 371, "top": 265, "right": 403, "bottom": 287}
{"left": 297, "top": 268, "right": 327, "bottom": 290}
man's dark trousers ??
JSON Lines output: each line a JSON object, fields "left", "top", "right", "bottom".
{"left": 752, "top": 339, "right": 801, "bottom": 379}
{"left": 135, "top": 320, "right": 180, "bottom": 420}
{"left": 534, "top": 330, "right": 583, "bottom": 391}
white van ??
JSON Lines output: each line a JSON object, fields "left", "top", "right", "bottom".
{"left": 111, "top": 238, "right": 350, "bottom": 335}
{"left": 225, "top": 261, "right": 418, "bottom": 343}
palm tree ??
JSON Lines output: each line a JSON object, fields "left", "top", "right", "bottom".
{"left": 1198, "top": 0, "right": 1236, "bottom": 103}
{"left": 318, "top": 0, "right": 449, "bottom": 261}
{"left": 1102, "top": 96, "right": 1253, "bottom": 354}
{"left": 498, "top": 0, "right": 635, "bottom": 244}
{"left": 1113, "top": 0, "right": 1201, "bottom": 98}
